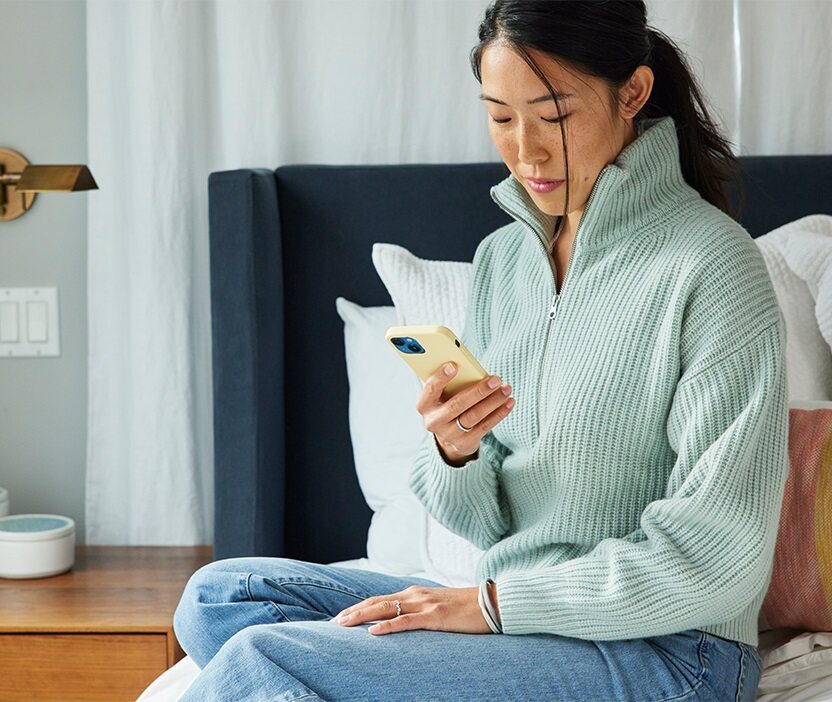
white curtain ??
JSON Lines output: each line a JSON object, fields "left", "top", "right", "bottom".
{"left": 85, "top": 0, "right": 832, "bottom": 545}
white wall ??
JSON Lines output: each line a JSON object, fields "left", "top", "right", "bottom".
{"left": 0, "top": 0, "right": 88, "bottom": 542}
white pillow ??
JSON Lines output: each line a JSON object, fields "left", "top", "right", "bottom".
{"left": 372, "top": 243, "right": 473, "bottom": 328}
{"left": 371, "top": 243, "right": 482, "bottom": 587}
{"left": 334, "top": 297, "right": 427, "bottom": 575}
{"left": 755, "top": 219, "right": 832, "bottom": 401}
{"left": 757, "top": 630, "right": 832, "bottom": 697}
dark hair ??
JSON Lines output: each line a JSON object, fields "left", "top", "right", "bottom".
{"left": 470, "top": 0, "right": 744, "bottom": 255}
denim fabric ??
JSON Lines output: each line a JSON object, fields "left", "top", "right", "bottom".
{"left": 173, "top": 557, "right": 762, "bottom": 701}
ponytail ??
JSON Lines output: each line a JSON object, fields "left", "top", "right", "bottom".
{"left": 641, "top": 27, "right": 744, "bottom": 220}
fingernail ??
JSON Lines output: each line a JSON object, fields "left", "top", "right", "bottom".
{"left": 444, "top": 363, "right": 455, "bottom": 375}
{"left": 501, "top": 386, "right": 511, "bottom": 396}
{"left": 487, "top": 376, "right": 500, "bottom": 388}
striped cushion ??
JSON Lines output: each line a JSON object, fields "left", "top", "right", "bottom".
{"left": 762, "top": 400, "right": 832, "bottom": 631}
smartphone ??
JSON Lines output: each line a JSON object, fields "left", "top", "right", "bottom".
{"left": 385, "top": 324, "right": 489, "bottom": 402}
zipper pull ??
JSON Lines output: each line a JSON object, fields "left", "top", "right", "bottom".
{"left": 548, "top": 292, "right": 559, "bottom": 320}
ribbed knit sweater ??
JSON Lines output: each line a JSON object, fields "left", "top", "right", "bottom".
{"left": 408, "top": 115, "right": 789, "bottom": 648}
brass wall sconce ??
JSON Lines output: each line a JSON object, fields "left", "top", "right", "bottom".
{"left": 0, "top": 147, "right": 98, "bottom": 222}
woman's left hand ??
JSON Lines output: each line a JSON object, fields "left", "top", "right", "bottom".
{"left": 333, "top": 584, "right": 497, "bottom": 635}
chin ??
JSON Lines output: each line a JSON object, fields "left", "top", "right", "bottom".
{"left": 528, "top": 193, "right": 565, "bottom": 217}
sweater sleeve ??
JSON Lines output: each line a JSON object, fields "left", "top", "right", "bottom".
{"left": 408, "top": 234, "right": 513, "bottom": 552}
{"left": 408, "top": 430, "right": 511, "bottom": 551}
{"left": 492, "top": 318, "right": 790, "bottom": 638}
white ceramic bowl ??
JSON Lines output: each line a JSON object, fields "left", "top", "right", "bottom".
{"left": 0, "top": 514, "right": 75, "bottom": 579}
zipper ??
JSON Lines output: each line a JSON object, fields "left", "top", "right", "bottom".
{"left": 533, "top": 165, "right": 609, "bottom": 437}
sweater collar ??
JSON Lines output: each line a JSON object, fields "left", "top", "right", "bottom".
{"left": 489, "top": 115, "right": 695, "bottom": 252}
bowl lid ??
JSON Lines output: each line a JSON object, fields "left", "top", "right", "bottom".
{"left": 0, "top": 514, "right": 75, "bottom": 542}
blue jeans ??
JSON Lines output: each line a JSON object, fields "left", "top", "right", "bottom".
{"left": 173, "top": 556, "right": 763, "bottom": 701}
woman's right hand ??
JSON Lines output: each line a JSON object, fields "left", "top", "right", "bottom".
{"left": 416, "top": 362, "right": 515, "bottom": 465}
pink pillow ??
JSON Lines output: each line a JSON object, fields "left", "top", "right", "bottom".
{"left": 761, "top": 401, "right": 832, "bottom": 631}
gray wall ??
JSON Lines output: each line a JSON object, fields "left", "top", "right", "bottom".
{"left": 0, "top": 0, "right": 88, "bottom": 543}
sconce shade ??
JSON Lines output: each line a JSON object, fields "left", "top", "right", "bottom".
{"left": 14, "top": 165, "right": 98, "bottom": 192}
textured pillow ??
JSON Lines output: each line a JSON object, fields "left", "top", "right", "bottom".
{"left": 334, "top": 297, "right": 427, "bottom": 575}
{"left": 754, "top": 216, "right": 832, "bottom": 401}
{"left": 372, "top": 242, "right": 482, "bottom": 587}
{"left": 761, "top": 399, "right": 832, "bottom": 632}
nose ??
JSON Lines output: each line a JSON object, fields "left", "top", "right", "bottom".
{"left": 516, "top": 123, "right": 550, "bottom": 166}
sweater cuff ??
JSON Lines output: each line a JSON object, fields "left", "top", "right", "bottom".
{"left": 408, "top": 432, "right": 508, "bottom": 550}
{"left": 409, "top": 433, "right": 498, "bottom": 496}
{"left": 432, "top": 434, "right": 479, "bottom": 470}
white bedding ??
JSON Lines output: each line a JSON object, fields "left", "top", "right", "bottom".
{"left": 137, "top": 558, "right": 832, "bottom": 702}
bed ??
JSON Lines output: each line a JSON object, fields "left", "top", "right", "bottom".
{"left": 138, "top": 157, "right": 832, "bottom": 701}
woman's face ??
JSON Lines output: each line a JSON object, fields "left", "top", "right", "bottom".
{"left": 480, "top": 43, "right": 653, "bottom": 223}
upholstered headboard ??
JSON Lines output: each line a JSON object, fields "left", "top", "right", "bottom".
{"left": 207, "top": 156, "right": 832, "bottom": 563}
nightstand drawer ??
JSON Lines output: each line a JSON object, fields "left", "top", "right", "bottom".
{"left": 0, "top": 633, "right": 168, "bottom": 701}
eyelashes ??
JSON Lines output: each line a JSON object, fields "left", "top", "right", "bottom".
{"left": 490, "top": 115, "right": 568, "bottom": 125}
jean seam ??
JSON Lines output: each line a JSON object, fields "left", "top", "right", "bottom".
{"left": 735, "top": 644, "right": 747, "bottom": 702}
{"left": 698, "top": 631, "right": 708, "bottom": 672}
{"left": 269, "top": 578, "right": 375, "bottom": 601}
{"left": 245, "top": 575, "right": 371, "bottom": 622}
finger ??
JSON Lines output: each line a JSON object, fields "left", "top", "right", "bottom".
{"left": 457, "top": 393, "right": 516, "bottom": 438}
{"left": 335, "top": 591, "right": 402, "bottom": 620}
{"left": 338, "top": 598, "right": 403, "bottom": 627}
{"left": 368, "top": 613, "right": 420, "bottom": 635}
{"left": 424, "top": 362, "right": 459, "bottom": 404}
{"left": 423, "top": 371, "right": 499, "bottom": 427}
{"left": 444, "top": 373, "right": 504, "bottom": 416}
{"left": 336, "top": 595, "right": 401, "bottom": 624}
{"left": 457, "top": 383, "right": 513, "bottom": 430}
{"left": 417, "top": 363, "right": 458, "bottom": 415}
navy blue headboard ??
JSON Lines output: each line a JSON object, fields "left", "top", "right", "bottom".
{"left": 208, "top": 156, "right": 832, "bottom": 563}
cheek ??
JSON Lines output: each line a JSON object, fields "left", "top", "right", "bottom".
{"left": 489, "top": 130, "right": 516, "bottom": 158}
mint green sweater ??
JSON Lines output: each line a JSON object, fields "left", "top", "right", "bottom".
{"left": 408, "top": 115, "right": 789, "bottom": 648}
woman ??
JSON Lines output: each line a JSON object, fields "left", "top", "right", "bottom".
{"left": 174, "top": 2, "right": 785, "bottom": 699}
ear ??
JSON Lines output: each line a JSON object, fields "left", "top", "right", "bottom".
{"left": 618, "top": 65, "right": 654, "bottom": 119}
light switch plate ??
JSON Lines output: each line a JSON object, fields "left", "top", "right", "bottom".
{"left": 0, "top": 287, "right": 60, "bottom": 357}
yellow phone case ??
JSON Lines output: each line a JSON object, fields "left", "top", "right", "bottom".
{"left": 385, "top": 325, "right": 489, "bottom": 401}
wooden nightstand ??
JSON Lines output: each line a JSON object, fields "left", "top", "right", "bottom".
{"left": 0, "top": 545, "right": 214, "bottom": 702}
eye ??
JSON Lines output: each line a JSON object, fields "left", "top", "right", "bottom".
{"left": 490, "top": 115, "right": 568, "bottom": 124}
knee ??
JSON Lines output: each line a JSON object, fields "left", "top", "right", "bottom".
{"left": 173, "top": 559, "right": 240, "bottom": 660}
{"left": 173, "top": 557, "right": 297, "bottom": 665}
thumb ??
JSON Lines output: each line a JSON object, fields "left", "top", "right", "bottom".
{"left": 431, "top": 361, "right": 457, "bottom": 400}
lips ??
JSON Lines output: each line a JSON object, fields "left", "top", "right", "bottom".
{"left": 526, "top": 178, "right": 565, "bottom": 194}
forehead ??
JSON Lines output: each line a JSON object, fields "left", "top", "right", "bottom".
{"left": 480, "top": 43, "right": 589, "bottom": 103}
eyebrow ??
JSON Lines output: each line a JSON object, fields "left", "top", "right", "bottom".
{"left": 479, "top": 92, "right": 575, "bottom": 105}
